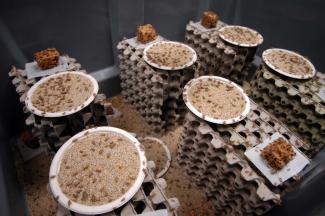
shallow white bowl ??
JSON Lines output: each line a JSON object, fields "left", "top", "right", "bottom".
{"left": 49, "top": 126, "right": 147, "bottom": 215}
{"left": 183, "top": 76, "right": 251, "bottom": 124}
{"left": 218, "top": 25, "right": 263, "bottom": 47}
{"left": 262, "top": 48, "right": 316, "bottom": 79}
{"left": 25, "top": 71, "right": 99, "bottom": 117}
{"left": 143, "top": 41, "right": 197, "bottom": 70}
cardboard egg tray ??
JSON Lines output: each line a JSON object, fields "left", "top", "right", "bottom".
{"left": 8, "top": 60, "right": 117, "bottom": 152}
{"left": 56, "top": 162, "right": 180, "bottom": 216}
{"left": 117, "top": 39, "right": 200, "bottom": 133}
{"left": 249, "top": 64, "right": 325, "bottom": 156}
{"left": 9, "top": 56, "right": 82, "bottom": 101}
{"left": 176, "top": 99, "right": 310, "bottom": 215}
{"left": 184, "top": 21, "right": 257, "bottom": 85}
{"left": 25, "top": 94, "right": 116, "bottom": 152}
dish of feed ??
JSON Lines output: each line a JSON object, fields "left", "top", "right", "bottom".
{"left": 49, "top": 126, "right": 147, "bottom": 215}
{"left": 25, "top": 71, "right": 98, "bottom": 117}
{"left": 139, "top": 136, "right": 171, "bottom": 178}
{"left": 143, "top": 41, "right": 197, "bottom": 70}
{"left": 262, "top": 48, "right": 316, "bottom": 79}
{"left": 218, "top": 25, "right": 263, "bottom": 47}
{"left": 183, "top": 76, "right": 250, "bottom": 124}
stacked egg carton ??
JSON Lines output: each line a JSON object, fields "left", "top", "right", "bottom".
{"left": 57, "top": 162, "right": 180, "bottom": 216}
{"left": 177, "top": 100, "right": 310, "bottom": 215}
{"left": 250, "top": 64, "right": 325, "bottom": 156}
{"left": 24, "top": 94, "right": 115, "bottom": 152}
{"left": 184, "top": 21, "right": 257, "bottom": 85}
{"left": 8, "top": 60, "right": 116, "bottom": 152}
{"left": 117, "top": 39, "right": 200, "bottom": 133}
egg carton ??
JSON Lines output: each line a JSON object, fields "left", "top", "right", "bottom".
{"left": 249, "top": 64, "right": 325, "bottom": 156}
{"left": 117, "top": 38, "right": 200, "bottom": 133}
{"left": 9, "top": 55, "right": 82, "bottom": 102}
{"left": 8, "top": 61, "right": 118, "bottom": 152}
{"left": 176, "top": 112, "right": 280, "bottom": 215}
{"left": 184, "top": 21, "right": 257, "bottom": 85}
{"left": 56, "top": 161, "right": 180, "bottom": 216}
{"left": 176, "top": 98, "right": 310, "bottom": 215}
{"left": 216, "top": 99, "right": 311, "bottom": 153}
{"left": 25, "top": 94, "right": 117, "bottom": 152}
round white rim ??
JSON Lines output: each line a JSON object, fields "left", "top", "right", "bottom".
{"left": 262, "top": 48, "right": 316, "bottom": 79}
{"left": 183, "top": 76, "right": 251, "bottom": 124}
{"left": 143, "top": 41, "right": 197, "bottom": 70}
{"left": 140, "top": 136, "right": 171, "bottom": 178}
{"left": 218, "top": 25, "right": 263, "bottom": 47}
{"left": 25, "top": 71, "right": 99, "bottom": 117}
{"left": 49, "top": 126, "right": 147, "bottom": 215}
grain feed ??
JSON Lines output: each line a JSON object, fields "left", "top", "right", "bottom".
{"left": 188, "top": 79, "right": 246, "bottom": 120}
{"left": 146, "top": 42, "right": 193, "bottom": 68}
{"left": 57, "top": 131, "right": 140, "bottom": 206}
{"left": 31, "top": 73, "right": 93, "bottom": 113}
{"left": 264, "top": 49, "right": 313, "bottom": 76}
{"left": 141, "top": 138, "right": 168, "bottom": 175}
{"left": 219, "top": 26, "right": 261, "bottom": 45}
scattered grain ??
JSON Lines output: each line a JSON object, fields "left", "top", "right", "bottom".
{"left": 146, "top": 42, "right": 193, "bottom": 68}
{"left": 264, "top": 49, "right": 313, "bottom": 76}
{"left": 188, "top": 79, "right": 246, "bottom": 120}
{"left": 31, "top": 73, "right": 94, "bottom": 113}
{"left": 57, "top": 131, "right": 140, "bottom": 206}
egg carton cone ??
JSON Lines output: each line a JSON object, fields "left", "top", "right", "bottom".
{"left": 117, "top": 38, "right": 199, "bottom": 133}
{"left": 184, "top": 21, "right": 257, "bottom": 85}
{"left": 177, "top": 113, "right": 279, "bottom": 214}
{"left": 9, "top": 58, "right": 83, "bottom": 114}
{"left": 118, "top": 41, "right": 164, "bottom": 134}
{"left": 177, "top": 106, "right": 310, "bottom": 215}
{"left": 10, "top": 61, "right": 121, "bottom": 151}
{"left": 12, "top": 73, "right": 118, "bottom": 152}
{"left": 28, "top": 94, "right": 117, "bottom": 152}
{"left": 55, "top": 161, "right": 179, "bottom": 216}
{"left": 249, "top": 64, "right": 325, "bottom": 155}
{"left": 7, "top": 59, "right": 85, "bottom": 152}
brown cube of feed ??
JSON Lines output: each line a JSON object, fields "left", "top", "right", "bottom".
{"left": 137, "top": 24, "right": 158, "bottom": 44}
{"left": 201, "top": 11, "right": 219, "bottom": 28}
{"left": 260, "top": 138, "right": 296, "bottom": 171}
{"left": 34, "top": 48, "right": 60, "bottom": 70}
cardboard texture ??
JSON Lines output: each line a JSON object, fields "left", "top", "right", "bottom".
{"left": 9, "top": 57, "right": 117, "bottom": 152}
{"left": 117, "top": 38, "right": 200, "bottom": 134}
{"left": 250, "top": 64, "right": 325, "bottom": 156}
{"left": 184, "top": 20, "right": 260, "bottom": 85}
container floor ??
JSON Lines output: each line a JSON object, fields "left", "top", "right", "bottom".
{"left": 21, "top": 95, "right": 215, "bottom": 216}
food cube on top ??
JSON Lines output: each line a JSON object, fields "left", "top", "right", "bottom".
{"left": 34, "top": 48, "right": 60, "bottom": 70}
{"left": 137, "top": 24, "right": 158, "bottom": 44}
{"left": 261, "top": 138, "right": 296, "bottom": 171}
{"left": 201, "top": 11, "right": 219, "bottom": 28}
